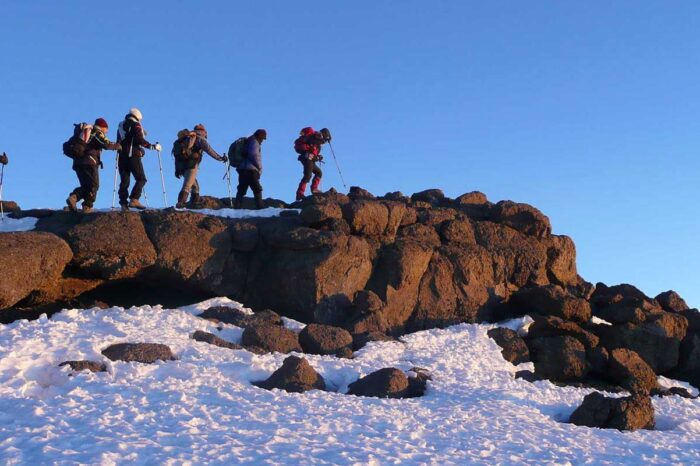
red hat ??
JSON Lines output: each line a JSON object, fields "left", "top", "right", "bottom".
{"left": 94, "top": 118, "right": 109, "bottom": 129}
{"left": 301, "top": 127, "right": 314, "bottom": 136}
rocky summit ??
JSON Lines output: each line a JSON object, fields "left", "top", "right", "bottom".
{"left": 1, "top": 187, "right": 698, "bottom": 404}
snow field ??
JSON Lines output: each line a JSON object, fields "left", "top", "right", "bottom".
{"left": 0, "top": 216, "right": 37, "bottom": 233}
{"left": 0, "top": 298, "right": 698, "bottom": 465}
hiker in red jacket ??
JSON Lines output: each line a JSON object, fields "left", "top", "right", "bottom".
{"left": 295, "top": 127, "right": 328, "bottom": 200}
{"left": 66, "top": 118, "right": 121, "bottom": 213}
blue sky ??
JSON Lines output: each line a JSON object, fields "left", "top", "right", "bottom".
{"left": 1, "top": 1, "right": 698, "bottom": 307}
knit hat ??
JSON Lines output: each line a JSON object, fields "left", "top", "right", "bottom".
{"left": 128, "top": 108, "right": 143, "bottom": 121}
{"left": 300, "top": 127, "right": 314, "bottom": 136}
{"left": 254, "top": 129, "right": 267, "bottom": 140}
{"left": 94, "top": 118, "right": 109, "bottom": 129}
{"left": 194, "top": 123, "right": 207, "bottom": 138}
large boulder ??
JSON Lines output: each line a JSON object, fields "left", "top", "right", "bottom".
{"left": 299, "top": 323, "right": 353, "bottom": 356}
{"left": 590, "top": 283, "right": 661, "bottom": 316}
{"left": 503, "top": 285, "right": 592, "bottom": 324}
{"left": 607, "top": 348, "right": 658, "bottom": 394}
{"left": 569, "top": 392, "right": 654, "bottom": 431}
{"left": 255, "top": 356, "right": 326, "bottom": 393}
{"left": 0, "top": 232, "right": 73, "bottom": 309}
{"left": 241, "top": 325, "right": 302, "bottom": 354}
{"left": 440, "top": 218, "right": 477, "bottom": 245}
{"left": 411, "top": 189, "right": 445, "bottom": 206}
{"left": 527, "top": 336, "right": 588, "bottom": 382}
{"left": 655, "top": 290, "right": 689, "bottom": 313}
{"left": 341, "top": 201, "right": 389, "bottom": 237}
{"left": 347, "top": 368, "right": 410, "bottom": 398}
{"left": 487, "top": 327, "right": 530, "bottom": 364}
{"left": 101, "top": 343, "right": 175, "bottom": 363}
{"left": 142, "top": 211, "right": 231, "bottom": 288}
{"left": 544, "top": 235, "right": 578, "bottom": 287}
{"left": 596, "top": 313, "right": 688, "bottom": 373}
{"left": 492, "top": 201, "right": 551, "bottom": 239}
{"left": 300, "top": 202, "right": 343, "bottom": 227}
{"left": 64, "top": 212, "right": 157, "bottom": 280}
{"left": 525, "top": 315, "right": 599, "bottom": 350}
{"left": 229, "top": 221, "right": 259, "bottom": 252}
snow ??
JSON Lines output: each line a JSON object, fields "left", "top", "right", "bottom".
{"left": 0, "top": 301, "right": 699, "bottom": 464}
{"left": 591, "top": 316, "right": 613, "bottom": 326}
{"left": 197, "top": 207, "right": 297, "bottom": 219}
{"left": 0, "top": 216, "right": 37, "bottom": 232}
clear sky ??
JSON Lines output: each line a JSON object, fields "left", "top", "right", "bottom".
{"left": 1, "top": 1, "right": 698, "bottom": 307}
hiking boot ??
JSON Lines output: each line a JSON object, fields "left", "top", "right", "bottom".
{"left": 66, "top": 194, "right": 78, "bottom": 212}
{"left": 176, "top": 191, "right": 188, "bottom": 209}
{"left": 82, "top": 205, "right": 93, "bottom": 213}
{"left": 120, "top": 204, "right": 129, "bottom": 212}
{"left": 128, "top": 199, "right": 147, "bottom": 210}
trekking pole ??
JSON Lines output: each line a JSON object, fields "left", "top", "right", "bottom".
{"left": 327, "top": 141, "right": 347, "bottom": 189}
{"left": 111, "top": 153, "right": 119, "bottom": 210}
{"left": 0, "top": 164, "right": 5, "bottom": 222}
{"left": 156, "top": 147, "right": 168, "bottom": 207}
{"left": 143, "top": 187, "right": 149, "bottom": 208}
{"left": 223, "top": 157, "right": 233, "bottom": 208}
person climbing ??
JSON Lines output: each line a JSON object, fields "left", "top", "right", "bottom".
{"left": 175, "top": 123, "right": 227, "bottom": 209}
{"left": 234, "top": 129, "right": 266, "bottom": 209}
{"left": 295, "top": 127, "right": 329, "bottom": 200}
{"left": 116, "top": 108, "right": 160, "bottom": 211}
{"left": 66, "top": 118, "right": 120, "bottom": 213}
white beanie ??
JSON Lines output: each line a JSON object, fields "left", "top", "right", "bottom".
{"left": 128, "top": 107, "right": 143, "bottom": 121}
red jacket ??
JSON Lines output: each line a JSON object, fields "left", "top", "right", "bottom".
{"left": 294, "top": 127, "right": 322, "bottom": 158}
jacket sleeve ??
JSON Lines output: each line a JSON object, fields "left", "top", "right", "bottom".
{"left": 246, "top": 139, "right": 263, "bottom": 173}
{"left": 134, "top": 123, "right": 152, "bottom": 148}
{"left": 198, "top": 137, "right": 224, "bottom": 161}
{"left": 95, "top": 132, "right": 120, "bottom": 151}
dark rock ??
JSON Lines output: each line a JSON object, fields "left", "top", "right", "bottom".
{"left": 655, "top": 290, "right": 689, "bottom": 313}
{"left": 527, "top": 336, "right": 588, "bottom": 382}
{"left": 347, "top": 367, "right": 410, "bottom": 398}
{"left": 515, "top": 370, "right": 543, "bottom": 383}
{"left": 199, "top": 307, "right": 283, "bottom": 328}
{"left": 406, "top": 367, "right": 432, "bottom": 397}
{"left": 348, "top": 186, "right": 375, "bottom": 200}
{"left": 608, "top": 348, "right": 658, "bottom": 394}
{"left": 526, "top": 315, "right": 599, "bottom": 350}
{"left": 10, "top": 208, "right": 53, "bottom": 219}
{"left": 440, "top": 219, "right": 476, "bottom": 245}
{"left": 650, "top": 386, "right": 697, "bottom": 399}
{"left": 353, "top": 290, "right": 384, "bottom": 315}
{"left": 396, "top": 223, "right": 441, "bottom": 248}
{"left": 569, "top": 392, "right": 655, "bottom": 431}
{"left": 0, "top": 232, "right": 73, "bottom": 309}
{"left": 255, "top": 356, "right": 326, "bottom": 393}
{"left": 300, "top": 202, "right": 343, "bottom": 226}
{"left": 400, "top": 207, "right": 418, "bottom": 226}
{"left": 101, "top": 343, "right": 175, "bottom": 364}
{"left": 241, "top": 325, "right": 302, "bottom": 354}
{"left": 590, "top": 283, "right": 661, "bottom": 315}
{"left": 352, "top": 331, "right": 396, "bottom": 351}
{"left": 230, "top": 221, "right": 259, "bottom": 251}
{"left": 341, "top": 201, "right": 389, "bottom": 237}
{"left": 0, "top": 201, "right": 20, "bottom": 214}
{"left": 347, "top": 312, "right": 389, "bottom": 335}
{"left": 587, "top": 346, "right": 609, "bottom": 377}
{"left": 545, "top": 235, "right": 578, "bottom": 287}
{"left": 299, "top": 323, "right": 353, "bottom": 356}
{"left": 504, "top": 285, "right": 592, "bottom": 324}
{"left": 65, "top": 212, "right": 157, "bottom": 280}
{"left": 487, "top": 327, "right": 530, "bottom": 364}
{"left": 492, "top": 201, "right": 551, "bottom": 239}
{"left": 312, "top": 294, "right": 353, "bottom": 326}
{"left": 454, "top": 191, "right": 488, "bottom": 205}
{"left": 191, "top": 330, "right": 242, "bottom": 350}
{"left": 59, "top": 360, "right": 107, "bottom": 373}
{"left": 381, "top": 191, "right": 409, "bottom": 203}
{"left": 411, "top": 189, "right": 445, "bottom": 206}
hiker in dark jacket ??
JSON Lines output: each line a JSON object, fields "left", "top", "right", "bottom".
{"left": 66, "top": 118, "right": 120, "bottom": 213}
{"left": 175, "top": 123, "right": 227, "bottom": 209}
{"left": 234, "top": 129, "right": 266, "bottom": 209}
{"left": 295, "top": 127, "right": 327, "bottom": 200}
{"left": 117, "top": 108, "right": 159, "bottom": 211}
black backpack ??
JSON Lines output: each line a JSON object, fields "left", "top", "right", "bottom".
{"left": 227, "top": 137, "right": 248, "bottom": 168}
{"left": 62, "top": 123, "right": 92, "bottom": 159}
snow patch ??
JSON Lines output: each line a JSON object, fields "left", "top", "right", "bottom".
{"left": 0, "top": 216, "right": 37, "bottom": 232}
{"left": 591, "top": 316, "right": 613, "bottom": 326}
{"left": 0, "top": 300, "right": 698, "bottom": 464}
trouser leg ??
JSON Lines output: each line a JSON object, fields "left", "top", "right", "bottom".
{"left": 250, "top": 171, "right": 264, "bottom": 209}
{"left": 311, "top": 163, "right": 322, "bottom": 193}
{"left": 76, "top": 165, "right": 99, "bottom": 207}
{"left": 129, "top": 157, "right": 147, "bottom": 201}
{"left": 117, "top": 157, "right": 130, "bottom": 205}
{"left": 234, "top": 169, "right": 248, "bottom": 208}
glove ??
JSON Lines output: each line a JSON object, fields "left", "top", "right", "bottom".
{"left": 115, "top": 143, "right": 123, "bottom": 152}
{"left": 152, "top": 143, "right": 162, "bottom": 151}
{"left": 316, "top": 154, "right": 324, "bottom": 162}
{"left": 221, "top": 155, "right": 228, "bottom": 163}
{"left": 175, "top": 172, "right": 182, "bottom": 179}
{"left": 99, "top": 161, "right": 104, "bottom": 169}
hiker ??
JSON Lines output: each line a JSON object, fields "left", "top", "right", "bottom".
{"left": 0, "top": 152, "right": 7, "bottom": 165}
{"left": 66, "top": 118, "right": 120, "bottom": 213}
{"left": 295, "top": 127, "right": 329, "bottom": 200}
{"left": 174, "top": 124, "right": 227, "bottom": 209}
{"left": 233, "top": 129, "right": 266, "bottom": 209}
{"left": 116, "top": 108, "right": 160, "bottom": 211}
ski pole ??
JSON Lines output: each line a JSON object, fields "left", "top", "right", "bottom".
{"left": 0, "top": 164, "right": 5, "bottom": 221}
{"left": 156, "top": 147, "right": 167, "bottom": 207}
{"left": 111, "top": 153, "right": 119, "bottom": 209}
{"left": 143, "top": 187, "right": 149, "bottom": 208}
{"left": 327, "top": 141, "right": 347, "bottom": 189}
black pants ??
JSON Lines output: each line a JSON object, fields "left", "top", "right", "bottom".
{"left": 235, "top": 169, "right": 263, "bottom": 207}
{"left": 118, "top": 156, "right": 147, "bottom": 204}
{"left": 300, "top": 158, "right": 322, "bottom": 183}
{"left": 71, "top": 164, "right": 99, "bottom": 207}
